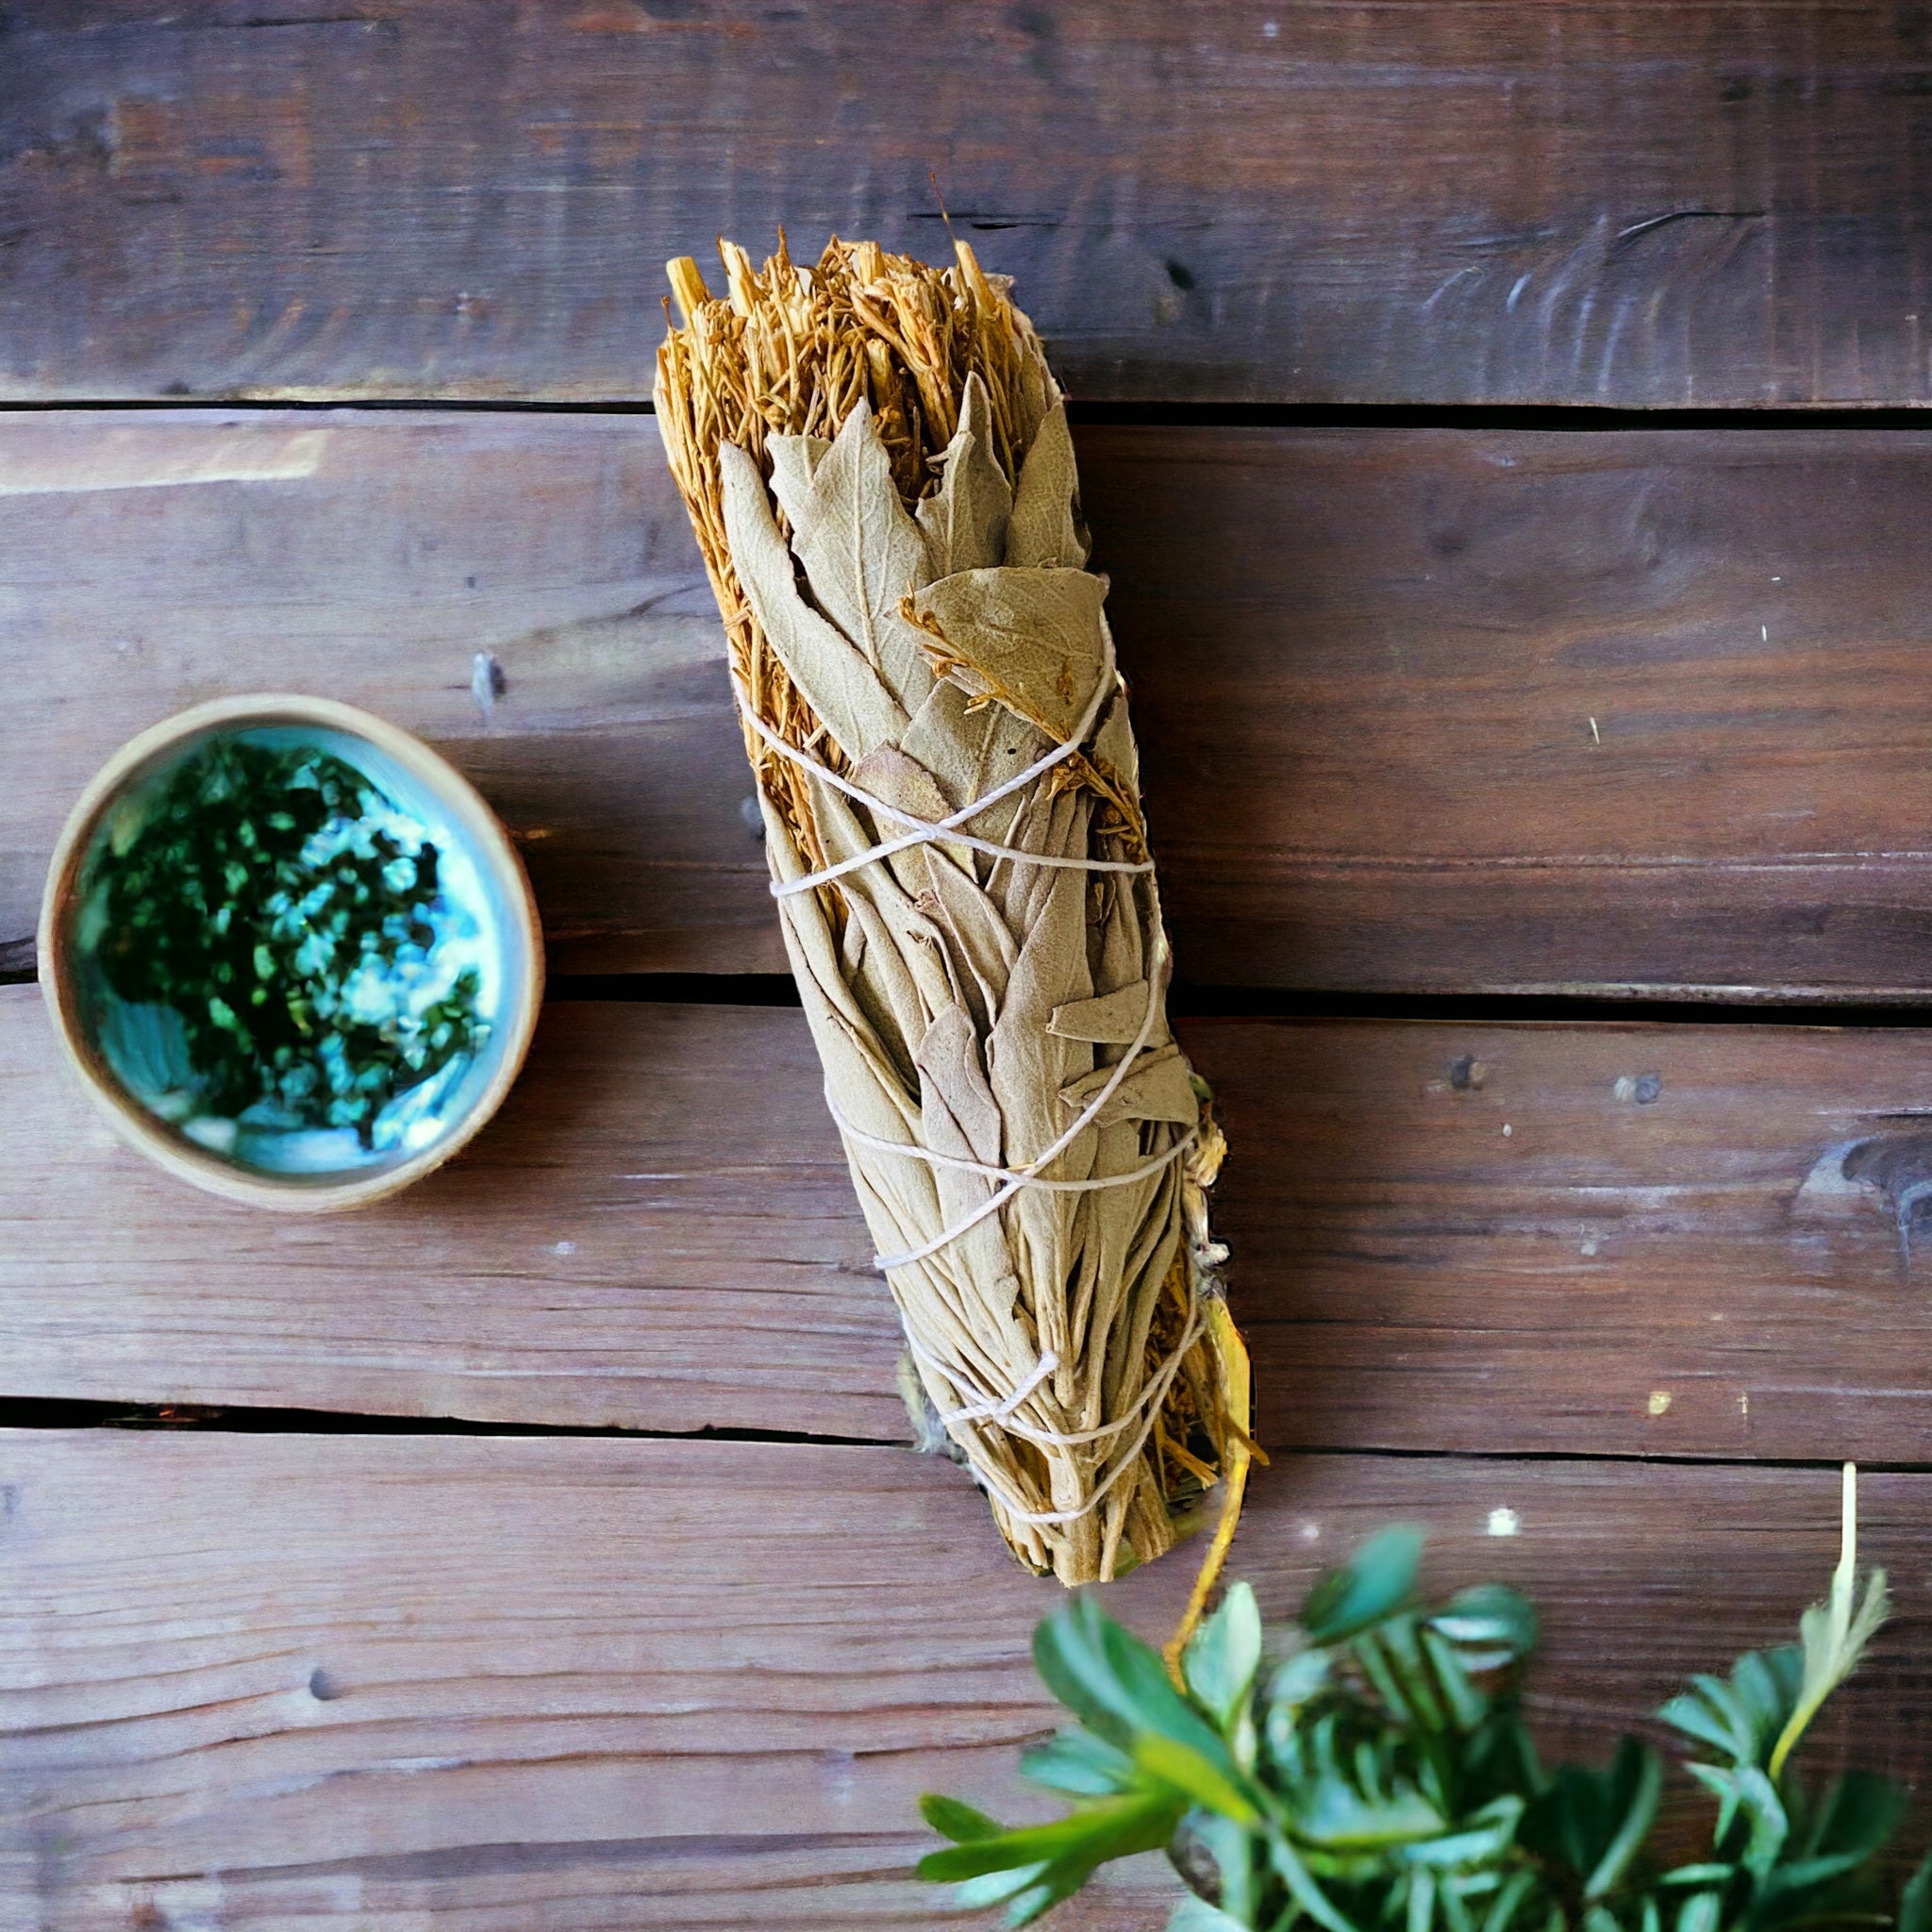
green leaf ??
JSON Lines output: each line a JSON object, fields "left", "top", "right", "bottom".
{"left": 1661, "top": 1652, "right": 1805, "bottom": 1771}
{"left": 920, "top": 1792, "right": 1006, "bottom": 1843}
{"left": 1355, "top": 1624, "right": 1425, "bottom": 1729}
{"left": 953, "top": 1863, "right": 1050, "bottom": 1911}
{"left": 917, "top": 1813, "right": 1107, "bottom": 1884}
{"left": 1170, "top": 1899, "right": 1252, "bottom": 1932}
{"left": 917, "top": 1806, "right": 1138, "bottom": 1883}
{"left": 1374, "top": 1617, "right": 1451, "bottom": 1734}
{"left": 1733, "top": 1652, "right": 1795, "bottom": 1746}
{"left": 1521, "top": 1739, "right": 1659, "bottom": 1896}
{"left": 1675, "top": 1892, "right": 1724, "bottom": 1932}
{"left": 1582, "top": 1742, "right": 1661, "bottom": 1901}
{"left": 1302, "top": 1527, "right": 1427, "bottom": 1644}
{"left": 1186, "top": 1582, "right": 1265, "bottom": 1733}
{"left": 1409, "top": 1866, "right": 1439, "bottom": 1932}
{"left": 916, "top": 1790, "right": 1184, "bottom": 1893}
{"left": 1734, "top": 1773, "right": 1906, "bottom": 1932}
{"left": 994, "top": 1793, "right": 1188, "bottom": 1927}
{"left": 1659, "top": 1681, "right": 1753, "bottom": 1764}
{"left": 1293, "top": 1774, "right": 1446, "bottom": 1851}
{"left": 1768, "top": 1466, "right": 1890, "bottom": 1781}
{"left": 1403, "top": 1797, "right": 1527, "bottom": 1871}
{"left": 1419, "top": 1625, "right": 1491, "bottom": 1732}
{"left": 1033, "top": 1595, "right": 1242, "bottom": 1774}
{"left": 1657, "top": 1866, "right": 1738, "bottom": 1890}
{"left": 1135, "top": 1733, "right": 1261, "bottom": 1824}
{"left": 1270, "top": 1833, "right": 1364, "bottom": 1932}
{"left": 1187, "top": 1809, "right": 1263, "bottom": 1925}
{"left": 1443, "top": 1876, "right": 1485, "bottom": 1932}
{"left": 1756, "top": 1852, "right": 1888, "bottom": 1903}
{"left": 1002, "top": 1880, "right": 1066, "bottom": 1928}
{"left": 1791, "top": 1770, "right": 1906, "bottom": 1869}
{"left": 1899, "top": 1849, "right": 1932, "bottom": 1932}
{"left": 1462, "top": 1709, "right": 1544, "bottom": 1807}
{"left": 1020, "top": 1727, "right": 1138, "bottom": 1798}
{"left": 1687, "top": 1764, "right": 1787, "bottom": 1875}
{"left": 1429, "top": 1587, "right": 1539, "bottom": 1676}
{"left": 1478, "top": 1866, "right": 1539, "bottom": 1932}
{"left": 1267, "top": 1645, "right": 1333, "bottom": 1714}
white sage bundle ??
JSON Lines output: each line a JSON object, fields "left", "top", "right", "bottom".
{"left": 656, "top": 237, "right": 1251, "bottom": 1587}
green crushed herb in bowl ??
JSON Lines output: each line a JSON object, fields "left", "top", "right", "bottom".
{"left": 41, "top": 696, "right": 541, "bottom": 1210}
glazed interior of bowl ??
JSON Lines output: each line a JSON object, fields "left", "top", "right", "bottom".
{"left": 59, "top": 715, "right": 532, "bottom": 1193}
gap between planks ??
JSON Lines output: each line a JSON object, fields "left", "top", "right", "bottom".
{"left": 4, "top": 1395, "right": 1931, "bottom": 1487}
{"left": 39, "top": 960, "right": 1932, "bottom": 1025}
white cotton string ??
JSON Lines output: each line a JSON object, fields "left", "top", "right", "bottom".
{"left": 729, "top": 638, "right": 1157, "bottom": 899}
{"left": 900, "top": 1305, "right": 1202, "bottom": 1450}
{"left": 911, "top": 1343, "right": 1062, "bottom": 1427}
{"left": 746, "top": 707, "right": 1158, "bottom": 895}
{"left": 825, "top": 1090, "right": 1198, "bottom": 1196}
{"left": 965, "top": 1305, "right": 1207, "bottom": 1528}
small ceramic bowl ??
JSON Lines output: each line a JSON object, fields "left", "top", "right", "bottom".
{"left": 40, "top": 694, "right": 542, "bottom": 1210}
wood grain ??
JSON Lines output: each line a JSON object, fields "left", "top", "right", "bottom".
{"left": 1092, "top": 425, "right": 1932, "bottom": 999}
{"left": 0, "top": 984, "right": 900, "bottom": 1437}
{"left": 16, "top": 415, "right": 1932, "bottom": 994}
{"left": 1225, "top": 1016, "right": 1932, "bottom": 1461}
{"left": 3, "top": 1436, "right": 1924, "bottom": 1927}
{"left": 15, "top": 982, "right": 1932, "bottom": 1461}
{"left": 9, "top": 4, "right": 1932, "bottom": 406}
{"left": 0, "top": 409, "right": 782, "bottom": 981}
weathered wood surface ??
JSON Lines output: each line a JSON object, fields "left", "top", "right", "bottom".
{"left": 15, "top": 415, "right": 1932, "bottom": 994}
{"left": 15, "top": 11, "right": 1932, "bottom": 1930}
{"left": 15, "top": 981, "right": 1932, "bottom": 1461}
{"left": 9, "top": 5, "right": 1932, "bottom": 407}
{"left": 1094, "top": 426, "right": 1932, "bottom": 999}
{"left": 0, "top": 409, "right": 780, "bottom": 982}
{"left": 0, "top": 984, "right": 899, "bottom": 1437}
{"left": 3, "top": 1437, "right": 1921, "bottom": 1928}
{"left": 1227, "top": 1017, "right": 1932, "bottom": 1460}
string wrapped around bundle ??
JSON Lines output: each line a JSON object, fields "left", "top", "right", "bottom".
{"left": 655, "top": 235, "right": 1255, "bottom": 1588}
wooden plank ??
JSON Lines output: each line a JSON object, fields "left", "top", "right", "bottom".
{"left": 1092, "top": 425, "right": 1932, "bottom": 999}
{"left": 0, "top": 984, "right": 901, "bottom": 1437}
{"left": 15, "top": 415, "right": 1932, "bottom": 994}
{"left": 3, "top": 1437, "right": 1924, "bottom": 1927}
{"left": 8, "top": 5, "right": 1932, "bottom": 406}
{"left": 0, "top": 410, "right": 782, "bottom": 982}
{"left": 1227, "top": 1016, "right": 1932, "bottom": 1461}
{"left": 16, "top": 984, "right": 1932, "bottom": 1460}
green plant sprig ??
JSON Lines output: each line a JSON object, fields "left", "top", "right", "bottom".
{"left": 921, "top": 1465, "right": 1924, "bottom": 1932}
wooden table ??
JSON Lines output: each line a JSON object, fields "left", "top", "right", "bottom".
{"left": 7, "top": 7, "right": 1932, "bottom": 1925}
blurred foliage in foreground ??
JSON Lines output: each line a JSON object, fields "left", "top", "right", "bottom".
{"left": 921, "top": 1467, "right": 1926, "bottom": 1932}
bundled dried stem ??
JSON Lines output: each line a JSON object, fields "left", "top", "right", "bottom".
{"left": 656, "top": 235, "right": 1248, "bottom": 1585}
{"left": 658, "top": 236, "right": 1052, "bottom": 870}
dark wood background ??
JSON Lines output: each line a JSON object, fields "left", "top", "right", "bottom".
{"left": 7, "top": 6, "right": 1932, "bottom": 1926}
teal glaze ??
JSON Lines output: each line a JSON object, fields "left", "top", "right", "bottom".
{"left": 70, "top": 723, "right": 520, "bottom": 1182}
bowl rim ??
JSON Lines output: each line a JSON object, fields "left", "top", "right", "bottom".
{"left": 37, "top": 693, "right": 544, "bottom": 1213}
